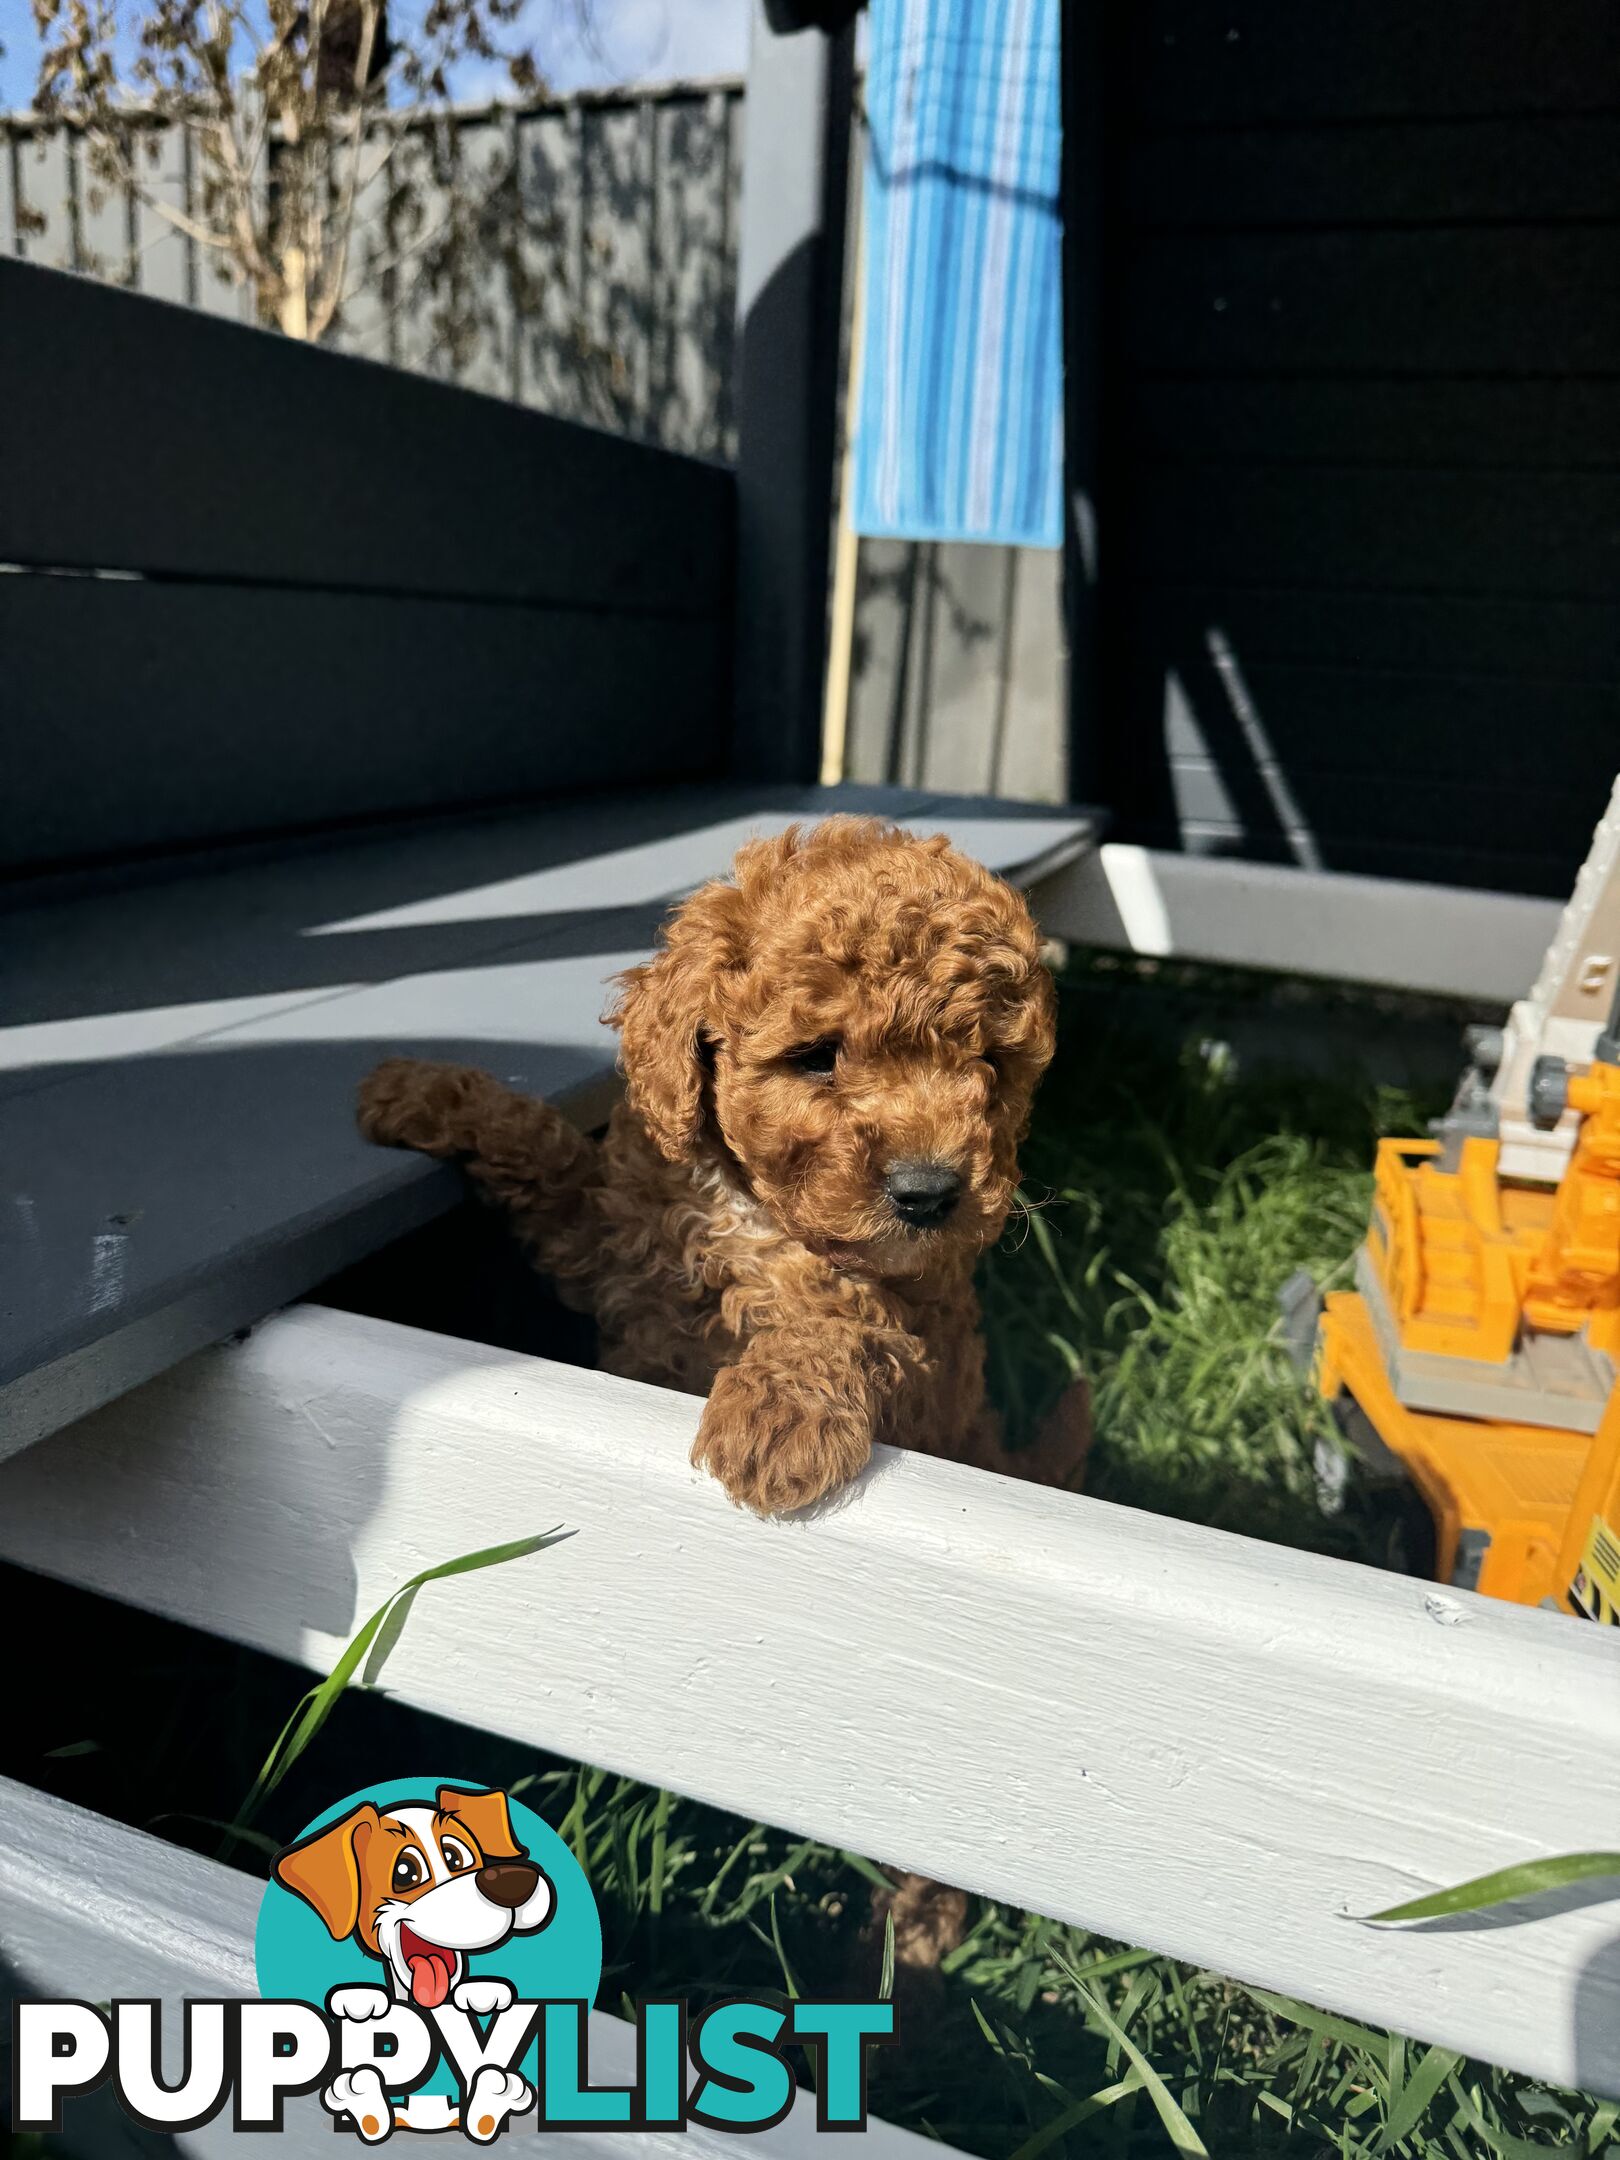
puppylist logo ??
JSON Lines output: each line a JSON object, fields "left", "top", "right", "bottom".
{"left": 11, "top": 1778, "right": 896, "bottom": 2142}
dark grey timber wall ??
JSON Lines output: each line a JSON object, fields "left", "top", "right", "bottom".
{"left": 0, "top": 260, "right": 734, "bottom": 873}
{"left": 1079, "top": 0, "right": 1620, "bottom": 896}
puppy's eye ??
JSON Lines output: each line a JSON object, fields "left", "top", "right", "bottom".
{"left": 440, "top": 1838, "right": 475, "bottom": 1875}
{"left": 982, "top": 1048, "right": 1007, "bottom": 1079}
{"left": 784, "top": 1038, "right": 839, "bottom": 1079}
{"left": 391, "top": 1851, "right": 426, "bottom": 1894}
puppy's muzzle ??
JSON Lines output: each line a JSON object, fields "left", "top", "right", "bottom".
{"left": 885, "top": 1159, "right": 963, "bottom": 1229}
{"left": 477, "top": 1861, "right": 542, "bottom": 1909}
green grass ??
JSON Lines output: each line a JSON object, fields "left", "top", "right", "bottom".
{"left": 986, "top": 957, "right": 1436, "bottom": 1560}
{"left": 532, "top": 958, "right": 1614, "bottom": 2158}
{"left": 30, "top": 957, "right": 1616, "bottom": 2156}
{"left": 521, "top": 1763, "right": 1616, "bottom": 2159}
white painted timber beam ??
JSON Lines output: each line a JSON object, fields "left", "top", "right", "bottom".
{"left": 0, "top": 1778, "right": 945, "bottom": 2157}
{"left": 1, "top": 1305, "right": 1617, "bottom": 2095}
{"left": 1029, "top": 845, "right": 1561, "bottom": 1004}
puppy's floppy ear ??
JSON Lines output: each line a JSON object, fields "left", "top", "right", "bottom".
{"left": 272, "top": 1804, "right": 379, "bottom": 1940}
{"left": 611, "top": 877, "right": 747, "bottom": 1162}
{"left": 436, "top": 1786, "right": 525, "bottom": 1863}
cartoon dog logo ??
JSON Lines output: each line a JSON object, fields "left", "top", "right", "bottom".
{"left": 273, "top": 1785, "right": 555, "bottom": 2139}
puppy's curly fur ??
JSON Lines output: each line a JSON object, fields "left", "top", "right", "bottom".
{"left": 358, "top": 817, "right": 1090, "bottom": 1516}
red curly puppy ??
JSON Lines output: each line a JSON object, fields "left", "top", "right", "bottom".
{"left": 358, "top": 818, "right": 1089, "bottom": 1514}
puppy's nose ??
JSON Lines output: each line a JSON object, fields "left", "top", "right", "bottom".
{"left": 885, "top": 1159, "right": 963, "bottom": 1228}
{"left": 476, "top": 1861, "right": 541, "bottom": 1909}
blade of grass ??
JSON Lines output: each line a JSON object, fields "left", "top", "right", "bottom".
{"left": 1054, "top": 1945, "right": 1160, "bottom": 1987}
{"left": 937, "top": 1906, "right": 1002, "bottom": 1975}
{"left": 232, "top": 1527, "right": 570, "bottom": 1846}
{"left": 1051, "top": 1955, "right": 1209, "bottom": 2158}
{"left": 1007, "top": 2077, "right": 1141, "bottom": 2160}
{"left": 1361, "top": 1853, "right": 1620, "bottom": 1925}
{"left": 836, "top": 1849, "right": 898, "bottom": 1893}
{"left": 1026, "top": 1208, "right": 1084, "bottom": 1321}
{"left": 148, "top": 1812, "right": 281, "bottom": 1858}
{"left": 359, "top": 1529, "right": 572, "bottom": 1688}
{"left": 1373, "top": 2045, "right": 1462, "bottom": 2155}
{"left": 1445, "top": 2073, "right": 1588, "bottom": 2160}
{"left": 767, "top": 1891, "right": 801, "bottom": 2002}
{"left": 699, "top": 1825, "right": 758, "bottom": 1917}
{"left": 647, "top": 1787, "right": 674, "bottom": 1917}
{"left": 1249, "top": 1989, "right": 1398, "bottom": 2057}
{"left": 970, "top": 1998, "right": 1007, "bottom": 2054}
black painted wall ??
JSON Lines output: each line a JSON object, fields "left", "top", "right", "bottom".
{"left": 1071, "top": 0, "right": 1620, "bottom": 896}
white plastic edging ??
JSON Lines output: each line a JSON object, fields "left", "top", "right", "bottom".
{"left": 1029, "top": 844, "right": 1561, "bottom": 1004}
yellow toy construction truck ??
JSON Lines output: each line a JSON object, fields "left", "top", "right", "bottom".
{"left": 1309, "top": 780, "right": 1620, "bottom": 1622}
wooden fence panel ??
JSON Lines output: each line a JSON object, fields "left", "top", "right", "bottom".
{"left": 73, "top": 135, "right": 135, "bottom": 285}
{"left": 581, "top": 101, "right": 655, "bottom": 436}
{"left": 336, "top": 123, "right": 399, "bottom": 365}
{"left": 129, "top": 121, "right": 196, "bottom": 304}
{"left": 11, "top": 121, "right": 76, "bottom": 267}
{"left": 652, "top": 89, "right": 736, "bottom": 457}
{"left": 0, "top": 127, "right": 15, "bottom": 257}
{"left": 385, "top": 117, "right": 459, "bottom": 384}
{"left": 844, "top": 542, "right": 1067, "bottom": 804}
{"left": 515, "top": 104, "right": 586, "bottom": 425}
{"left": 455, "top": 115, "right": 524, "bottom": 403}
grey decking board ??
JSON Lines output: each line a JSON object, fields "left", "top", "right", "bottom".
{"left": 0, "top": 1027, "right": 595, "bottom": 1416}
{"left": 3, "top": 785, "right": 1092, "bottom": 1059}
{"left": 3, "top": 785, "right": 804, "bottom": 1074}
{"left": 3, "top": 781, "right": 997, "bottom": 1060}
{"left": 2, "top": 785, "right": 1100, "bottom": 1455}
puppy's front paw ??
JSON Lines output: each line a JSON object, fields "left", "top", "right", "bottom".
{"left": 357, "top": 1058, "right": 489, "bottom": 1157}
{"left": 695, "top": 1360, "right": 873, "bottom": 1516}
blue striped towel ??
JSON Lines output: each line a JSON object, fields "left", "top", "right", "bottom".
{"left": 851, "top": 0, "right": 1064, "bottom": 550}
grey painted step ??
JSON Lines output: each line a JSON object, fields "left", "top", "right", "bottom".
{"left": 1, "top": 784, "right": 1099, "bottom": 1455}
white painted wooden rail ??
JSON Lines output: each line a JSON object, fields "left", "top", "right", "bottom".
{"left": 4, "top": 1306, "right": 1618, "bottom": 2094}
{"left": 0, "top": 1778, "right": 940, "bottom": 2156}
